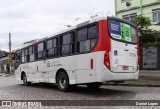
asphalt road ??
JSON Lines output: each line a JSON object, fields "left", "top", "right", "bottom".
{"left": 0, "top": 76, "right": 160, "bottom": 108}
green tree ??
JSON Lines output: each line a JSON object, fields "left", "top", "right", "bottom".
{"left": 131, "top": 15, "right": 160, "bottom": 47}
{"left": 131, "top": 15, "right": 151, "bottom": 34}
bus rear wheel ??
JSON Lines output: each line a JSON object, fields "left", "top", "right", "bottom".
{"left": 57, "top": 72, "right": 69, "bottom": 92}
{"left": 86, "top": 82, "right": 102, "bottom": 90}
{"left": 22, "top": 73, "right": 31, "bottom": 86}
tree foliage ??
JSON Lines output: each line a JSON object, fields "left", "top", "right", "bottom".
{"left": 131, "top": 15, "right": 151, "bottom": 32}
{"left": 131, "top": 15, "right": 160, "bottom": 47}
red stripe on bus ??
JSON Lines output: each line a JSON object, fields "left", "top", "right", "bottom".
{"left": 93, "top": 20, "right": 111, "bottom": 70}
{"left": 92, "top": 20, "right": 103, "bottom": 52}
{"left": 90, "top": 59, "right": 94, "bottom": 69}
{"left": 92, "top": 20, "right": 111, "bottom": 52}
{"left": 104, "top": 20, "right": 111, "bottom": 70}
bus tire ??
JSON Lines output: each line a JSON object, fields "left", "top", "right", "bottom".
{"left": 86, "top": 82, "right": 102, "bottom": 90}
{"left": 22, "top": 73, "right": 31, "bottom": 86}
{"left": 57, "top": 72, "right": 70, "bottom": 92}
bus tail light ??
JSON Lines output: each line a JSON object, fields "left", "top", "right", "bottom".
{"left": 90, "top": 59, "right": 94, "bottom": 69}
{"left": 104, "top": 52, "right": 110, "bottom": 70}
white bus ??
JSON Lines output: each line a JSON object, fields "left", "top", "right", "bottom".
{"left": 14, "top": 17, "right": 139, "bottom": 91}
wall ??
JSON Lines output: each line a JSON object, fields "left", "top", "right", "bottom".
{"left": 115, "top": 0, "right": 160, "bottom": 31}
{"left": 142, "top": 0, "right": 160, "bottom": 6}
{"left": 140, "top": 47, "right": 160, "bottom": 70}
{"left": 115, "top": 0, "right": 140, "bottom": 13}
{"left": 0, "top": 57, "right": 8, "bottom": 73}
{"left": 116, "top": 0, "right": 160, "bottom": 14}
{"left": 115, "top": 0, "right": 160, "bottom": 17}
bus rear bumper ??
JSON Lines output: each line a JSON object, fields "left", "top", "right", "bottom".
{"left": 100, "top": 68, "right": 139, "bottom": 82}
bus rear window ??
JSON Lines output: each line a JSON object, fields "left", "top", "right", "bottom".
{"left": 108, "top": 19, "right": 138, "bottom": 44}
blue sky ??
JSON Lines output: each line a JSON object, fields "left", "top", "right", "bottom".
{"left": 0, "top": 0, "right": 115, "bottom": 51}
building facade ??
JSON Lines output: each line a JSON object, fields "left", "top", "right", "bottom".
{"left": 115, "top": 0, "right": 160, "bottom": 30}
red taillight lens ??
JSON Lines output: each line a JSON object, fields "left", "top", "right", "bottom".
{"left": 104, "top": 52, "right": 110, "bottom": 70}
{"left": 90, "top": 59, "right": 93, "bottom": 69}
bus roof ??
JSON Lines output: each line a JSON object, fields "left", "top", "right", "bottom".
{"left": 48, "top": 16, "right": 108, "bottom": 38}
{"left": 16, "top": 16, "right": 110, "bottom": 51}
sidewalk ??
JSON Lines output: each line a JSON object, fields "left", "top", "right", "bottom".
{"left": 105, "top": 70, "right": 160, "bottom": 87}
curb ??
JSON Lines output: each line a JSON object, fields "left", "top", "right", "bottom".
{"left": 140, "top": 70, "right": 160, "bottom": 74}
{"left": 104, "top": 83, "right": 160, "bottom": 87}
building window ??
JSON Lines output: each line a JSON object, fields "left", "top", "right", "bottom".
{"left": 121, "top": 0, "right": 130, "bottom": 3}
{"left": 152, "top": 9, "right": 160, "bottom": 22}
{"left": 122, "top": 13, "right": 137, "bottom": 21}
{"left": 77, "top": 25, "right": 97, "bottom": 53}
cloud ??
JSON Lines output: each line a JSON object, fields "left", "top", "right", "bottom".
{"left": 0, "top": 0, "right": 115, "bottom": 51}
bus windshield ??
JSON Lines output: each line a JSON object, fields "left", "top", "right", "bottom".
{"left": 108, "top": 19, "right": 138, "bottom": 44}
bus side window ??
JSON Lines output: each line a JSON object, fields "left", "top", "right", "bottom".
{"left": 29, "top": 46, "right": 35, "bottom": 62}
{"left": 61, "top": 33, "right": 74, "bottom": 55}
{"left": 25, "top": 48, "right": 28, "bottom": 62}
{"left": 88, "top": 26, "right": 98, "bottom": 50}
{"left": 53, "top": 38, "right": 58, "bottom": 56}
{"left": 37, "top": 42, "right": 45, "bottom": 60}
{"left": 47, "top": 39, "right": 54, "bottom": 58}
{"left": 79, "top": 40, "right": 90, "bottom": 53}
{"left": 46, "top": 38, "right": 58, "bottom": 58}
{"left": 22, "top": 50, "right": 25, "bottom": 63}
{"left": 17, "top": 54, "right": 20, "bottom": 62}
{"left": 77, "top": 25, "right": 97, "bottom": 53}
{"left": 77, "top": 28, "right": 90, "bottom": 53}
{"left": 15, "top": 52, "right": 20, "bottom": 63}
{"left": 14, "top": 51, "right": 21, "bottom": 70}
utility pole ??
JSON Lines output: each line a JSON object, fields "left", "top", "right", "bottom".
{"left": 8, "top": 33, "right": 11, "bottom": 74}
